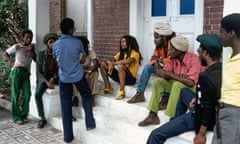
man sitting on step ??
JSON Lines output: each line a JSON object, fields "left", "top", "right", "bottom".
{"left": 147, "top": 34, "right": 222, "bottom": 144}
{"left": 138, "top": 35, "right": 202, "bottom": 126}
{"left": 127, "top": 22, "right": 174, "bottom": 104}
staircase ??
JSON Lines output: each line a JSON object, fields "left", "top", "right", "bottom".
{"left": 47, "top": 78, "right": 213, "bottom": 144}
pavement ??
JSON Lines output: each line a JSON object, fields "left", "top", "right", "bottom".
{"left": 0, "top": 99, "right": 82, "bottom": 144}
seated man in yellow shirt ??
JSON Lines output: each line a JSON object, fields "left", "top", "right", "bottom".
{"left": 99, "top": 35, "right": 143, "bottom": 100}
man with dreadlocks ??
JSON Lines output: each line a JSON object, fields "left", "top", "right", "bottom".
{"left": 99, "top": 35, "right": 143, "bottom": 100}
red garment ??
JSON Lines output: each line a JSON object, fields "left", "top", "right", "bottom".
{"left": 163, "top": 52, "right": 202, "bottom": 84}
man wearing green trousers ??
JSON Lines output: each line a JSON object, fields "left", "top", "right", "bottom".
{"left": 138, "top": 35, "right": 202, "bottom": 126}
{"left": 4, "top": 29, "right": 36, "bottom": 124}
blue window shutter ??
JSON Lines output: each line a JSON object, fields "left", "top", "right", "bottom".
{"left": 152, "top": 0, "right": 166, "bottom": 16}
{"left": 180, "top": 0, "right": 195, "bottom": 15}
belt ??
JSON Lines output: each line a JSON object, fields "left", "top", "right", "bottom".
{"left": 219, "top": 102, "right": 240, "bottom": 109}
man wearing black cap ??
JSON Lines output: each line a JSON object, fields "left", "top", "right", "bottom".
{"left": 35, "top": 33, "right": 58, "bottom": 128}
{"left": 146, "top": 34, "right": 222, "bottom": 144}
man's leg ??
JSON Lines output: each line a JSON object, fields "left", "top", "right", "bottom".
{"left": 147, "top": 112, "right": 195, "bottom": 144}
{"left": 138, "top": 78, "right": 171, "bottom": 126}
{"left": 10, "top": 69, "right": 22, "bottom": 123}
{"left": 35, "top": 82, "right": 48, "bottom": 118}
{"left": 165, "top": 81, "right": 195, "bottom": 118}
{"left": 212, "top": 105, "right": 240, "bottom": 144}
{"left": 59, "top": 81, "right": 74, "bottom": 142}
{"left": 21, "top": 73, "right": 31, "bottom": 121}
{"left": 127, "top": 64, "right": 154, "bottom": 103}
{"left": 99, "top": 61, "right": 111, "bottom": 89}
{"left": 148, "top": 78, "right": 171, "bottom": 113}
{"left": 35, "top": 82, "right": 48, "bottom": 128}
{"left": 75, "top": 77, "right": 96, "bottom": 129}
{"left": 174, "top": 88, "right": 195, "bottom": 118}
{"left": 136, "top": 64, "right": 154, "bottom": 93}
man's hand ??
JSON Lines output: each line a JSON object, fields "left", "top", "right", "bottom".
{"left": 178, "top": 74, "right": 189, "bottom": 80}
{"left": 189, "top": 98, "right": 196, "bottom": 108}
{"left": 155, "top": 68, "right": 165, "bottom": 77}
{"left": 151, "top": 56, "right": 159, "bottom": 61}
{"left": 46, "top": 77, "right": 55, "bottom": 89}
{"left": 194, "top": 125, "right": 207, "bottom": 144}
{"left": 107, "top": 64, "right": 114, "bottom": 75}
{"left": 49, "top": 77, "right": 55, "bottom": 84}
{"left": 194, "top": 134, "right": 206, "bottom": 144}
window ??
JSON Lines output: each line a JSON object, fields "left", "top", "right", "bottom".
{"left": 180, "top": 0, "right": 195, "bottom": 15}
{"left": 152, "top": 0, "right": 166, "bottom": 16}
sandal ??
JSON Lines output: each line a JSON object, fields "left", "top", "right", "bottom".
{"left": 115, "top": 89, "right": 125, "bottom": 100}
{"left": 99, "top": 87, "right": 113, "bottom": 95}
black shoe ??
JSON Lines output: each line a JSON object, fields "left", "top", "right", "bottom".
{"left": 37, "top": 119, "right": 47, "bottom": 128}
{"left": 72, "top": 116, "right": 77, "bottom": 121}
{"left": 87, "top": 125, "right": 96, "bottom": 130}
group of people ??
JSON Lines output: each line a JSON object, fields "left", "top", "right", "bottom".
{"left": 3, "top": 13, "right": 240, "bottom": 144}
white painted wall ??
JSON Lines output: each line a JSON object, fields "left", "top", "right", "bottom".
{"left": 28, "top": 0, "right": 50, "bottom": 118}
{"left": 66, "top": 0, "right": 87, "bottom": 34}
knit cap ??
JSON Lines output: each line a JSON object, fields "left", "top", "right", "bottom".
{"left": 154, "top": 23, "right": 172, "bottom": 36}
{"left": 171, "top": 35, "right": 189, "bottom": 52}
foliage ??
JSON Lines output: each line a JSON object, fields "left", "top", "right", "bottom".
{"left": 0, "top": 51, "right": 11, "bottom": 88}
{"left": 0, "top": 0, "right": 27, "bottom": 88}
{"left": 0, "top": 0, "right": 28, "bottom": 51}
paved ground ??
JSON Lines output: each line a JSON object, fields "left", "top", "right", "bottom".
{"left": 0, "top": 106, "right": 11, "bottom": 121}
{"left": 0, "top": 105, "right": 82, "bottom": 144}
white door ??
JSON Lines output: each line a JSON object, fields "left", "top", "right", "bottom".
{"left": 141, "top": 0, "right": 203, "bottom": 65}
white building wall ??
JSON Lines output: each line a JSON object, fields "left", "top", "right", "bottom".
{"left": 66, "top": 0, "right": 87, "bottom": 35}
{"left": 28, "top": 0, "right": 50, "bottom": 118}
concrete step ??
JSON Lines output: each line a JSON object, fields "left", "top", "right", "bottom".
{"left": 46, "top": 80, "right": 213, "bottom": 144}
{"left": 51, "top": 104, "right": 213, "bottom": 144}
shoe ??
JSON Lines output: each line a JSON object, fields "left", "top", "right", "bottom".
{"left": 87, "top": 125, "right": 96, "bottom": 131}
{"left": 159, "top": 96, "right": 169, "bottom": 110}
{"left": 23, "top": 119, "right": 28, "bottom": 123}
{"left": 115, "top": 89, "right": 125, "bottom": 100}
{"left": 15, "top": 120, "right": 24, "bottom": 125}
{"left": 72, "top": 116, "right": 77, "bottom": 121}
{"left": 138, "top": 112, "right": 160, "bottom": 126}
{"left": 64, "top": 137, "right": 74, "bottom": 143}
{"left": 99, "top": 87, "right": 113, "bottom": 95}
{"left": 127, "top": 92, "right": 145, "bottom": 103}
{"left": 37, "top": 119, "right": 47, "bottom": 128}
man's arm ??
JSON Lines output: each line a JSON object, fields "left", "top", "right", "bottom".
{"left": 194, "top": 126, "right": 207, "bottom": 144}
{"left": 155, "top": 69, "right": 195, "bottom": 87}
{"left": 194, "top": 74, "right": 219, "bottom": 144}
{"left": 3, "top": 52, "right": 13, "bottom": 66}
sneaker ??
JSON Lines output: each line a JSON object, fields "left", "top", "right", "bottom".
{"left": 127, "top": 92, "right": 145, "bottom": 103}
{"left": 99, "top": 87, "right": 113, "bottom": 95}
{"left": 115, "top": 89, "right": 125, "bottom": 100}
{"left": 37, "top": 119, "right": 47, "bottom": 128}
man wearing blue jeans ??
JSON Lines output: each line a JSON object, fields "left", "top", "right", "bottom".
{"left": 127, "top": 23, "right": 173, "bottom": 106}
{"left": 53, "top": 17, "right": 95, "bottom": 143}
{"left": 147, "top": 34, "right": 222, "bottom": 144}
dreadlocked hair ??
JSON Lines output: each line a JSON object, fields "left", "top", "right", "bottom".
{"left": 119, "top": 35, "right": 143, "bottom": 65}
